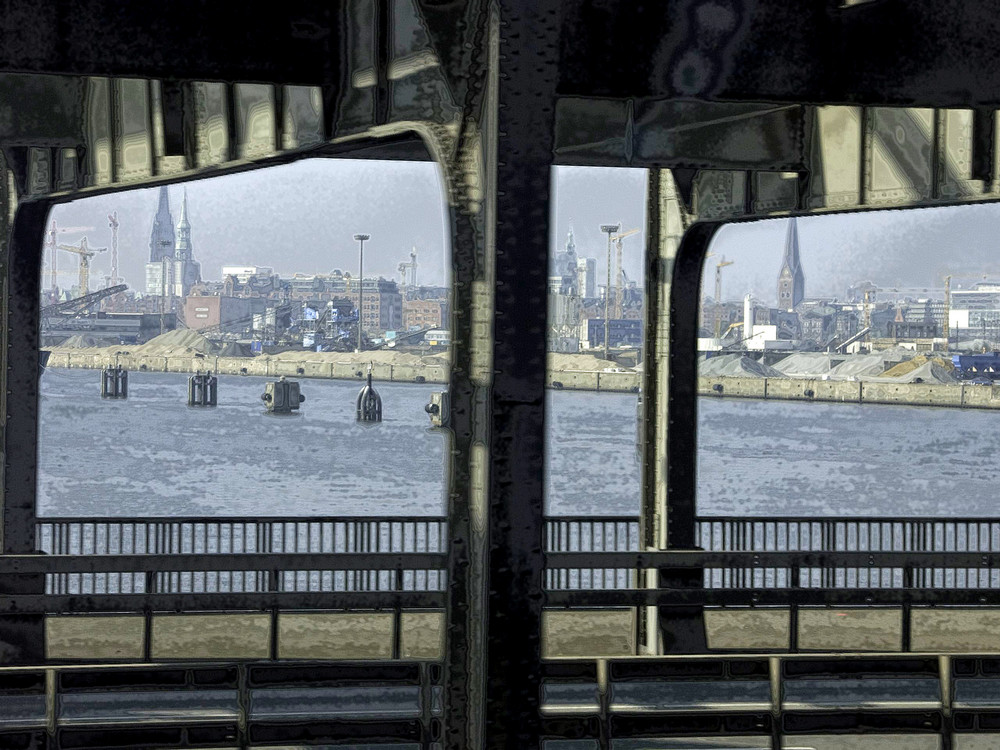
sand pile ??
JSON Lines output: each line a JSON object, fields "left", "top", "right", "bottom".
{"left": 827, "top": 349, "right": 911, "bottom": 379}
{"left": 871, "top": 357, "right": 958, "bottom": 384}
{"left": 135, "top": 329, "right": 216, "bottom": 356}
{"left": 59, "top": 334, "right": 104, "bottom": 349}
{"left": 699, "top": 353, "right": 783, "bottom": 378}
{"left": 771, "top": 352, "right": 841, "bottom": 377}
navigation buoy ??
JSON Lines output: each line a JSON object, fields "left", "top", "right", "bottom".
{"left": 424, "top": 391, "right": 448, "bottom": 428}
{"left": 262, "top": 375, "right": 305, "bottom": 414}
{"left": 101, "top": 365, "right": 128, "bottom": 399}
{"left": 356, "top": 362, "right": 382, "bottom": 422}
{"left": 188, "top": 370, "right": 218, "bottom": 407}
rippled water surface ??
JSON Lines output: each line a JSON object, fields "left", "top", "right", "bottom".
{"left": 38, "top": 368, "right": 1000, "bottom": 518}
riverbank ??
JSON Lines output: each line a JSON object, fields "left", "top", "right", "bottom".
{"left": 41, "top": 346, "right": 643, "bottom": 392}
{"left": 698, "top": 375, "right": 1000, "bottom": 409}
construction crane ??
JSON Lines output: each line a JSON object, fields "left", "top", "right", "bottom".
{"left": 396, "top": 246, "right": 418, "bottom": 290}
{"left": 943, "top": 274, "right": 952, "bottom": 345}
{"left": 611, "top": 227, "right": 639, "bottom": 317}
{"left": 106, "top": 212, "right": 121, "bottom": 288}
{"left": 862, "top": 288, "right": 875, "bottom": 331}
{"left": 712, "top": 256, "right": 735, "bottom": 338}
{"left": 56, "top": 237, "right": 107, "bottom": 297}
{"left": 46, "top": 220, "right": 94, "bottom": 292}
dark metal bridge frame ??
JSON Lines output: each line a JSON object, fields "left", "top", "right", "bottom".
{"left": 4, "top": 0, "right": 1000, "bottom": 747}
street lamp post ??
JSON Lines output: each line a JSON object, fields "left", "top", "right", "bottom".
{"left": 600, "top": 223, "right": 621, "bottom": 361}
{"left": 354, "top": 234, "right": 370, "bottom": 353}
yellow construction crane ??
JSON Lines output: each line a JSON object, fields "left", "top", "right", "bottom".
{"left": 611, "top": 226, "right": 639, "bottom": 317}
{"left": 56, "top": 237, "right": 107, "bottom": 297}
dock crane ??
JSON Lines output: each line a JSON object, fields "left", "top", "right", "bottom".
{"left": 943, "top": 274, "right": 952, "bottom": 345}
{"left": 46, "top": 220, "right": 94, "bottom": 292}
{"left": 611, "top": 227, "right": 639, "bottom": 317}
{"left": 397, "top": 246, "right": 418, "bottom": 292}
{"left": 713, "top": 256, "right": 735, "bottom": 337}
{"left": 56, "top": 237, "right": 107, "bottom": 297}
{"left": 106, "top": 212, "right": 121, "bottom": 288}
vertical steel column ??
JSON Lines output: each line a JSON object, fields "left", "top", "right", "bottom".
{"left": 4, "top": 198, "right": 45, "bottom": 554}
{"left": 639, "top": 169, "right": 694, "bottom": 654}
{"left": 483, "top": 2, "right": 559, "bottom": 746}
{"left": 0, "top": 195, "right": 47, "bottom": 664}
{"left": 643, "top": 170, "right": 718, "bottom": 654}
{"left": 440, "top": 1, "right": 499, "bottom": 747}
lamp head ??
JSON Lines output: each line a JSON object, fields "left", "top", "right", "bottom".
{"left": 354, "top": 234, "right": 371, "bottom": 242}
{"left": 600, "top": 224, "right": 620, "bottom": 234}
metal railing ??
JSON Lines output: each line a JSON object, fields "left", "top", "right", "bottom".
{"left": 542, "top": 653, "right": 1000, "bottom": 747}
{"left": 0, "top": 659, "right": 442, "bottom": 749}
{"left": 695, "top": 516, "right": 1000, "bottom": 590}
{"left": 35, "top": 515, "right": 643, "bottom": 594}
{"left": 6, "top": 653, "right": 1000, "bottom": 748}
{"left": 28, "top": 513, "right": 1000, "bottom": 606}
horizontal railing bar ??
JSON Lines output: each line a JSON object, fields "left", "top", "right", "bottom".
{"left": 0, "top": 552, "right": 447, "bottom": 573}
{"left": 18, "top": 586, "right": 1000, "bottom": 612}
{"left": 2, "top": 591, "right": 447, "bottom": 614}
{"left": 36, "top": 515, "right": 450, "bottom": 524}
{"left": 12, "top": 549, "right": 1000, "bottom": 574}
{"left": 40, "top": 514, "right": 1000, "bottom": 523}
{"left": 0, "top": 652, "right": 964, "bottom": 675}
{"left": 546, "top": 588, "right": 1000, "bottom": 607}
{"left": 546, "top": 551, "right": 1000, "bottom": 567}
{"left": 693, "top": 516, "right": 1000, "bottom": 523}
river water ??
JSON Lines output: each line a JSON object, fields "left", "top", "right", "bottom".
{"left": 36, "top": 368, "right": 1000, "bottom": 519}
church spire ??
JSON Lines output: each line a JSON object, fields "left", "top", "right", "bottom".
{"left": 777, "top": 217, "right": 805, "bottom": 309}
{"left": 148, "top": 186, "right": 175, "bottom": 263}
{"left": 175, "top": 188, "right": 192, "bottom": 260}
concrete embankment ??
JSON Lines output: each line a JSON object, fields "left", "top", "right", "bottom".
{"left": 43, "top": 349, "right": 643, "bottom": 393}
{"left": 699, "top": 375, "right": 1000, "bottom": 410}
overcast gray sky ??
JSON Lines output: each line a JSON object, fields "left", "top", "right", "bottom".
{"left": 45, "top": 161, "right": 1000, "bottom": 305}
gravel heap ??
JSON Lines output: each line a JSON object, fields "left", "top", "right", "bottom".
{"left": 698, "top": 353, "right": 784, "bottom": 378}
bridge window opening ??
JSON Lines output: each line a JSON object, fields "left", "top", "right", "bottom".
{"left": 36, "top": 158, "right": 453, "bottom": 600}
{"left": 697, "top": 203, "right": 1000, "bottom": 596}
{"left": 544, "top": 165, "right": 647, "bottom": 634}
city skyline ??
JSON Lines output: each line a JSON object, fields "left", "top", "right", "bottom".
{"left": 42, "top": 160, "right": 1000, "bottom": 305}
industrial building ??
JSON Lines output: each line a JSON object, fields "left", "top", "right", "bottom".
{"left": 42, "top": 312, "right": 176, "bottom": 346}
{"left": 585, "top": 318, "right": 642, "bottom": 350}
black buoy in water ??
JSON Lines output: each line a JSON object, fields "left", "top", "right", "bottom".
{"left": 356, "top": 362, "right": 382, "bottom": 422}
{"left": 101, "top": 365, "right": 128, "bottom": 399}
{"left": 262, "top": 375, "right": 305, "bottom": 414}
{"left": 424, "top": 391, "right": 449, "bottom": 428}
{"left": 188, "top": 370, "right": 218, "bottom": 406}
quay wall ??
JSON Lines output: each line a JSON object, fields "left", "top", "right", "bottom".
{"left": 699, "top": 376, "right": 1000, "bottom": 410}
{"left": 43, "top": 351, "right": 643, "bottom": 393}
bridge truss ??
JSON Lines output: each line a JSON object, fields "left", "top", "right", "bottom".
{"left": 4, "top": 0, "right": 1000, "bottom": 748}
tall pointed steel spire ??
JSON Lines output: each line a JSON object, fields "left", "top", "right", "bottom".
{"left": 175, "top": 188, "right": 192, "bottom": 260}
{"left": 777, "top": 217, "right": 805, "bottom": 309}
{"left": 148, "top": 186, "right": 175, "bottom": 263}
